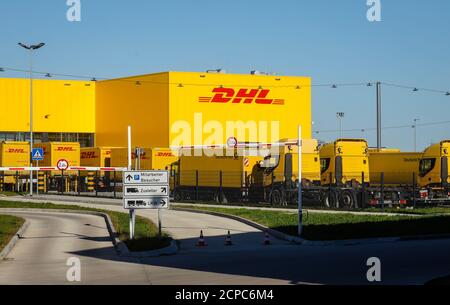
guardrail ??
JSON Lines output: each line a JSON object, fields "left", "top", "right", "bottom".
{"left": 0, "top": 167, "right": 127, "bottom": 171}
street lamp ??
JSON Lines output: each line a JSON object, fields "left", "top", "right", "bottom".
{"left": 413, "top": 118, "right": 420, "bottom": 152}
{"left": 18, "top": 42, "right": 45, "bottom": 196}
{"left": 336, "top": 112, "right": 345, "bottom": 138}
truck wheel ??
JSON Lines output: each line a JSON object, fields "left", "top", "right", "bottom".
{"left": 214, "top": 191, "right": 228, "bottom": 204}
{"left": 322, "top": 190, "right": 338, "bottom": 208}
{"left": 270, "top": 189, "right": 284, "bottom": 205}
{"left": 173, "top": 190, "right": 182, "bottom": 201}
{"left": 339, "top": 189, "right": 358, "bottom": 209}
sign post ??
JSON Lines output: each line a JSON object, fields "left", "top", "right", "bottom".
{"left": 32, "top": 148, "right": 44, "bottom": 195}
{"left": 123, "top": 170, "right": 169, "bottom": 239}
{"left": 297, "top": 125, "right": 303, "bottom": 237}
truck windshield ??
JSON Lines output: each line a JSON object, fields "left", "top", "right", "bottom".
{"left": 419, "top": 158, "right": 436, "bottom": 177}
{"left": 320, "top": 158, "right": 331, "bottom": 174}
{"left": 259, "top": 155, "right": 280, "bottom": 174}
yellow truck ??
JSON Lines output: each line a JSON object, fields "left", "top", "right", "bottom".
{"left": 172, "top": 147, "right": 265, "bottom": 203}
{"left": 247, "top": 139, "right": 324, "bottom": 205}
{"left": 417, "top": 140, "right": 450, "bottom": 202}
{"left": 0, "top": 141, "right": 30, "bottom": 190}
{"left": 80, "top": 147, "right": 113, "bottom": 168}
{"left": 319, "top": 139, "right": 369, "bottom": 186}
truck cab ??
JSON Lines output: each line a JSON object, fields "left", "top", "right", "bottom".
{"left": 319, "top": 139, "right": 370, "bottom": 187}
{"left": 255, "top": 139, "right": 321, "bottom": 205}
{"left": 419, "top": 140, "right": 450, "bottom": 188}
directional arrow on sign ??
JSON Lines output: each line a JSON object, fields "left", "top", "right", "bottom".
{"left": 126, "top": 174, "right": 133, "bottom": 181}
{"left": 161, "top": 187, "right": 167, "bottom": 193}
{"left": 161, "top": 199, "right": 167, "bottom": 207}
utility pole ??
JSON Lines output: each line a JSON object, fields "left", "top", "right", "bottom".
{"left": 376, "top": 81, "right": 382, "bottom": 150}
{"left": 336, "top": 112, "right": 345, "bottom": 138}
{"left": 18, "top": 42, "right": 45, "bottom": 197}
{"left": 413, "top": 118, "right": 420, "bottom": 152}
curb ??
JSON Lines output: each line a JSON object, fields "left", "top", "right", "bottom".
{"left": 172, "top": 207, "right": 450, "bottom": 247}
{"left": 0, "top": 218, "right": 30, "bottom": 260}
{"left": 0, "top": 208, "right": 178, "bottom": 258}
{"left": 172, "top": 207, "right": 304, "bottom": 244}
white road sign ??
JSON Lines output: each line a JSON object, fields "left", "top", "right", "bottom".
{"left": 123, "top": 171, "right": 168, "bottom": 184}
{"left": 124, "top": 197, "right": 169, "bottom": 209}
{"left": 123, "top": 170, "right": 170, "bottom": 209}
{"left": 124, "top": 184, "right": 169, "bottom": 196}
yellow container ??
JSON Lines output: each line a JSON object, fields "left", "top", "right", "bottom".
{"left": 33, "top": 142, "right": 80, "bottom": 175}
{"left": 320, "top": 139, "right": 369, "bottom": 185}
{"left": 369, "top": 151, "right": 422, "bottom": 185}
{"left": 110, "top": 147, "right": 178, "bottom": 171}
{"left": 0, "top": 141, "right": 30, "bottom": 167}
{"left": 0, "top": 142, "right": 30, "bottom": 183}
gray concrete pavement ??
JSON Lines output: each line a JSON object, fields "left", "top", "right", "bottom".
{"left": 2, "top": 196, "right": 290, "bottom": 253}
{"left": 0, "top": 211, "right": 150, "bottom": 284}
{"left": 1, "top": 196, "right": 450, "bottom": 285}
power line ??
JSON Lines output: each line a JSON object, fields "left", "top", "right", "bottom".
{"left": 1, "top": 65, "right": 449, "bottom": 94}
{"left": 314, "top": 120, "right": 450, "bottom": 134}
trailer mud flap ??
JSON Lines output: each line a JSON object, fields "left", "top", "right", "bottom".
{"left": 284, "top": 153, "right": 293, "bottom": 185}
{"left": 335, "top": 156, "right": 343, "bottom": 185}
{"left": 441, "top": 156, "right": 448, "bottom": 185}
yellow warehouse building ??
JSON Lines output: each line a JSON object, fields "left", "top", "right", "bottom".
{"left": 0, "top": 71, "right": 312, "bottom": 149}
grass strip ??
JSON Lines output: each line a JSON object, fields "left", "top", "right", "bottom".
{"left": 0, "top": 200, "right": 171, "bottom": 252}
{"left": 179, "top": 205, "right": 450, "bottom": 241}
{"left": 0, "top": 214, "right": 25, "bottom": 253}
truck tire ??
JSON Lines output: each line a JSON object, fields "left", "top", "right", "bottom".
{"left": 214, "top": 191, "right": 228, "bottom": 204}
{"left": 173, "top": 189, "right": 182, "bottom": 202}
{"left": 339, "top": 189, "right": 358, "bottom": 209}
{"left": 270, "top": 189, "right": 284, "bottom": 206}
{"left": 322, "top": 190, "right": 338, "bottom": 208}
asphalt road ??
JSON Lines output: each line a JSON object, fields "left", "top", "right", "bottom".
{"left": 1, "top": 197, "right": 450, "bottom": 285}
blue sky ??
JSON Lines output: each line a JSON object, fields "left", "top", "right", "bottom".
{"left": 1, "top": 0, "right": 449, "bottom": 151}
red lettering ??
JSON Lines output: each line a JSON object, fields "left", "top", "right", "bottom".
{"left": 210, "top": 88, "right": 235, "bottom": 103}
{"left": 233, "top": 89, "right": 259, "bottom": 104}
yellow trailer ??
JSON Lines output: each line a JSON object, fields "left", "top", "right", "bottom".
{"left": 320, "top": 139, "right": 369, "bottom": 186}
{"left": 0, "top": 141, "right": 30, "bottom": 188}
{"left": 369, "top": 151, "right": 422, "bottom": 186}
{"left": 173, "top": 147, "right": 264, "bottom": 203}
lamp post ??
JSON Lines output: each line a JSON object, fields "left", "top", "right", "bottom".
{"left": 336, "top": 112, "right": 345, "bottom": 138}
{"left": 413, "top": 118, "right": 420, "bottom": 152}
{"left": 18, "top": 42, "right": 45, "bottom": 196}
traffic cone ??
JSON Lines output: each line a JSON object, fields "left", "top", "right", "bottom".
{"left": 196, "top": 230, "right": 207, "bottom": 247}
{"left": 263, "top": 231, "right": 271, "bottom": 245}
{"left": 224, "top": 230, "right": 233, "bottom": 246}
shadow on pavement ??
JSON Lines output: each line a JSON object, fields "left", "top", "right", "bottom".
{"left": 66, "top": 231, "right": 339, "bottom": 284}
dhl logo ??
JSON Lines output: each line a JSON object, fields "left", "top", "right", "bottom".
{"left": 199, "top": 88, "right": 285, "bottom": 105}
{"left": 131, "top": 152, "right": 148, "bottom": 159}
{"left": 7, "top": 148, "right": 26, "bottom": 153}
{"left": 81, "top": 152, "right": 97, "bottom": 159}
{"left": 155, "top": 152, "right": 175, "bottom": 157}
{"left": 56, "top": 147, "right": 75, "bottom": 152}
